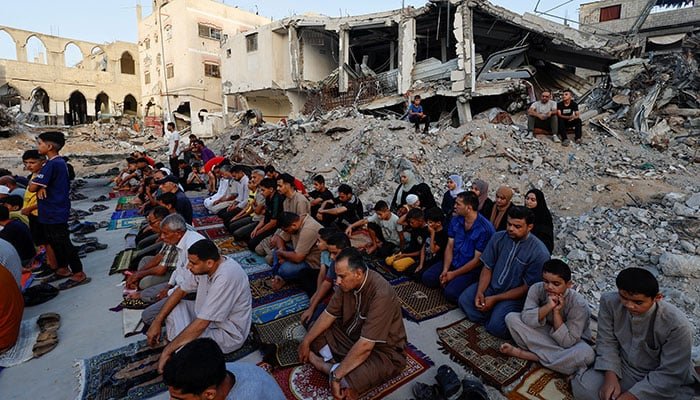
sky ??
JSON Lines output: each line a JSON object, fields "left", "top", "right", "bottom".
{"left": 0, "top": 0, "right": 584, "bottom": 60}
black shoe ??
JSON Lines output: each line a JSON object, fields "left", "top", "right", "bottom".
{"left": 68, "top": 222, "right": 84, "bottom": 233}
{"left": 460, "top": 379, "right": 489, "bottom": 400}
{"left": 33, "top": 266, "right": 55, "bottom": 278}
{"left": 435, "top": 365, "right": 463, "bottom": 400}
{"left": 413, "top": 382, "right": 443, "bottom": 400}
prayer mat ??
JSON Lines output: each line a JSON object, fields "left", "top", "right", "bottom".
{"left": 371, "top": 260, "right": 399, "bottom": 281}
{"left": 252, "top": 293, "right": 309, "bottom": 324}
{"left": 107, "top": 217, "right": 144, "bottom": 231}
{"left": 115, "top": 196, "right": 138, "bottom": 211}
{"left": 109, "top": 190, "right": 133, "bottom": 199}
{"left": 391, "top": 277, "right": 456, "bottom": 322}
{"left": 227, "top": 250, "right": 271, "bottom": 275}
{"left": 192, "top": 215, "right": 223, "bottom": 228}
{"left": 259, "top": 344, "right": 433, "bottom": 400}
{"left": 506, "top": 366, "right": 573, "bottom": 400}
{"left": 253, "top": 310, "right": 307, "bottom": 368}
{"left": 436, "top": 318, "right": 531, "bottom": 388}
{"left": 0, "top": 316, "right": 39, "bottom": 367}
{"left": 109, "top": 249, "right": 135, "bottom": 275}
{"left": 204, "top": 226, "right": 232, "bottom": 239}
{"left": 110, "top": 209, "right": 141, "bottom": 220}
{"left": 214, "top": 237, "right": 249, "bottom": 256}
{"left": 77, "top": 337, "right": 257, "bottom": 400}
{"left": 248, "top": 271, "right": 303, "bottom": 307}
{"left": 189, "top": 196, "right": 206, "bottom": 205}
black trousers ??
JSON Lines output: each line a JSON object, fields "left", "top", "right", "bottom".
{"left": 409, "top": 114, "right": 430, "bottom": 131}
{"left": 44, "top": 223, "right": 83, "bottom": 274}
{"left": 558, "top": 118, "right": 582, "bottom": 140}
{"left": 168, "top": 157, "right": 179, "bottom": 177}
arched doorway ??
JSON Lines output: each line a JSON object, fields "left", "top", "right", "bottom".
{"left": 29, "top": 88, "right": 50, "bottom": 124}
{"left": 68, "top": 91, "right": 87, "bottom": 125}
{"left": 95, "top": 92, "right": 110, "bottom": 118}
{"left": 123, "top": 94, "right": 137, "bottom": 115}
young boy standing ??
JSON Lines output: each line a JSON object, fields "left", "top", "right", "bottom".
{"left": 501, "top": 259, "right": 594, "bottom": 375}
{"left": 28, "top": 132, "right": 90, "bottom": 289}
{"left": 572, "top": 267, "right": 697, "bottom": 400}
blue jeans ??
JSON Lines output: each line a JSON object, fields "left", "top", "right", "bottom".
{"left": 272, "top": 249, "right": 310, "bottom": 280}
{"left": 458, "top": 283, "right": 525, "bottom": 339}
{"left": 422, "top": 261, "right": 481, "bottom": 303}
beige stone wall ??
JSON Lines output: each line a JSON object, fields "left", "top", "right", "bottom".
{"left": 579, "top": 0, "right": 700, "bottom": 34}
{"left": 138, "top": 0, "right": 271, "bottom": 136}
{"left": 0, "top": 25, "right": 140, "bottom": 122}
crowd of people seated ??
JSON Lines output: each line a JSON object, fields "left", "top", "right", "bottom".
{"left": 1, "top": 127, "right": 697, "bottom": 400}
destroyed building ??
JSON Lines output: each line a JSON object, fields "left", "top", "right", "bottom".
{"left": 136, "top": 0, "right": 271, "bottom": 137}
{"left": 220, "top": 0, "right": 626, "bottom": 126}
{"left": 0, "top": 25, "right": 141, "bottom": 126}
{"left": 580, "top": 0, "right": 700, "bottom": 52}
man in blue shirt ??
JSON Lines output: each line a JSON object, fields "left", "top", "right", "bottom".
{"left": 408, "top": 95, "right": 430, "bottom": 133}
{"left": 459, "top": 206, "right": 550, "bottom": 338}
{"left": 28, "top": 131, "right": 89, "bottom": 289}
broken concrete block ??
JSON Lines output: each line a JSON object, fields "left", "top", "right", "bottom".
{"left": 685, "top": 193, "right": 700, "bottom": 210}
{"left": 451, "top": 80, "right": 466, "bottom": 92}
{"left": 450, "top": 69, "right": 467, "bottom": 82}
{"left": 673, "top": 202, "right": 697, "bottom": 218}
{"left": 658, "top": 252, "right": 700, "bottom": 278}
{"left": 609, "top": 58, "right": 646, "bottom": 88}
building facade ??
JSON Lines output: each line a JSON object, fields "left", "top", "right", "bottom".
{"left": 0, "top": 25, "right": 140, "bottom": 125}
{"left": 136, "top": 0, "right": 271, "bottom": 136}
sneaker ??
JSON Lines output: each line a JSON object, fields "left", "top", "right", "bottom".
{"left": 562, "top": 139, "right": 571, "bottom": 147}
{"left": 575, "top": 138, "right": 582, "bottom": 145}
{"left": 551, "top": 135, "right": 561, "bottom": 143}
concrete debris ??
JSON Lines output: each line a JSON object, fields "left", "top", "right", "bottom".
{"left": 0, "top": 104, "right": 24, "bottom": 137}
{"left": 658, "top": 252, "right": 700, "bottom": 279}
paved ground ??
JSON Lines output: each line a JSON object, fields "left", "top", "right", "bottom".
{"left": 0, "top": 179, "right": 503, "bottom": 400}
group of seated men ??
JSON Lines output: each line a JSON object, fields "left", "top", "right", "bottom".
{"left": 116, "top": 154, "right": 698, "bottom": 399}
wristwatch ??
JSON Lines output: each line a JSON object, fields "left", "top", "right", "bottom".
{"left": 330, "top": 370, "right": 343, "bottom": 383}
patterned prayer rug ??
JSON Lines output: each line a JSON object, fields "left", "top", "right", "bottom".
{"left": 214, "top": 237, "right": 249, "bottom": 255}
{"left": 506, "top": 367, "right": 574, "bottom": 400}
{"left": 192, "top": 215, "right": 223, "bottom": 228}
{"left": 390, "top": 278, "right": 456, "bottom": 322}
{"left": 253, "top": 310, "right": 307, "bottom": 368}
{"left": 109, "top": 249, "right": 135, "bottom": 275}
{"left": 110, "top": 209, "right": 141, "bottom": 220}
{"left": 371, "top": 261, "right": 399, "bottom": 281}
{"left": 107, "top": 217, "right": 144, "bottom": 231}
{"left": 115, "top": 197, "right": 138, "bottom": 211}
{"left": 259, "top": 344, "right": 433, "bottom": 400}
{"left": 227, "top": 250, "right": 271, "bottom": 275}
{"left": 252, "top": 293, "right": 309, "bottom": 324}
{"left": 248, "top": 271, "right": 303, "bottom": 307}
{"left": 203, "top": 226, "right": 232, "bottom": 239}
{"left": 77, "top": 338, "right": 257, "bottom": 400}
{"left": 436, "top": 318, "right": 531, "bottom": 388}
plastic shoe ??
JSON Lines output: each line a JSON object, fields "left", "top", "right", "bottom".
{"left": 435, "top": 364, "right": 463, "bottom": 400}
{"left": 412, "top": 382, "right": 444, "bottom": 400}
{"left": 460, "top": 379, "right": 489, "bottom": 400}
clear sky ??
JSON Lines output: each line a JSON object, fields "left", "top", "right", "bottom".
{"left": 0, "top": 0, "right": 583, "bottom": 60}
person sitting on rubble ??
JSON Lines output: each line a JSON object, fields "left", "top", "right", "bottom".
{"left": 344, "top": 200, "right": 402, "bottom": 257}
{"left": 441, "top": 174, "right": 464, "bottom": 221}
{"left": 489, "top": 185, "right": 514, "bottom": 232}
{"left": 557, "top": 89, "right": 582, "bottom": 146}
{"left": 471, "top": 179, "right": 494, "bottom": 218}
{"left": 298, "top": 248, "right": 407, "bottom": 399}
{"left": 390, "top": 169, "right": 437, "bottom": 213}
{"left": 527, "top": 91, "right": 558, "bottom": 138}
{"left": 196, "top": 140, "right": 216, "bottom": 164}
{"left": 307, "top": 175, "right": 334, "bottom": 218}
{"left": 524, "top": 189, "right": 554, "bottom": 254}
{"left": 316, "top": 184, "right": 363, "bottom": 230}
{"left": 408, "top": 95, "right": 430, "bottom": 133}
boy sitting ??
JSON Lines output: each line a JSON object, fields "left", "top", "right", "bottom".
{"left": 502, "top": 259, "right": 594, "bottom": 375}
{"left": 344, "top": 200, "right": 401, "bottom": 257}
{"left": 385, "top": 208, "right": 425, "bottom": 273}
{"left": 572, "top": 267, "right": 697, "bottom": 400}
{"left": 415, "top": 207, "right": 448, "bottom": 276}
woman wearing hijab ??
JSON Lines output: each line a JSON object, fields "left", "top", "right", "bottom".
{"left": 489, "top": 186, "right": 514, "bottom": 231}
{"left": 441, "top": 174, "right": 463, "bottom": 219}
{"left": 390, "top": 169, "right": 437, "bottom": 212}
{"left": 470, "top": 179, "right": 494, "bottom": 218}
{"left": 525, "top": 188, "right": 554, "bottom": 253}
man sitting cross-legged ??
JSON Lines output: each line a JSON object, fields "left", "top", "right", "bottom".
{"left": 147, "top": 238, "right": 252, "bottom": 372}
{"left": 298, "top": 248, "right": 407, "bottom": 399}
{"left": 267, "top": 212, "right": 323, "bottom": 291}
{"left": 501, "top": 259, "right": 594, "bottom": 375}
{"left": 459, "top": 206, "right": 550, "bottom": 339}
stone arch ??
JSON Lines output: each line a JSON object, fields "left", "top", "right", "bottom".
{"left": 123, "top": 94, "right": 137, "bottom": 114}
{"left": 68, "top": 91, "right": 87, "bottom": 125}
{"left": 29, "top": 88, "right": 50, "bottom": 124}
{"left": 25, "top": 35, "right": 47, "bottom": 64}
{"left": 120, "top": 51, "right": 135, "bottom": 74}
{"left": 0, "top": 29, "right": 17, "bottom": 61}
{"left": 64, "top": 42, "right": 83, "bottom": 68}
{"left": 95, "top": 92, "right": 110, "bottom": 116}
{"left": 91, "top": 46, "right": 107, "bottom": 71}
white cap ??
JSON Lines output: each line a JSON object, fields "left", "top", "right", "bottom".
{"left": 0, "top": 185, "right": 10, "bottom": 195}
{"left": 406, "top": 194, "right": 419, "bottom": 206}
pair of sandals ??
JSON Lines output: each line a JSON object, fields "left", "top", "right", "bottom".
{"left": 92, "top": 195, "right": 110, "bottom": 202}
{"left": 88, "top": 204, "right": 109, "bottom": 212}
{"left": 413, "top": 364, "right": 489, "bottom": 400}
{"left": 33, "top": 313, "right": 61, "bottom": 357}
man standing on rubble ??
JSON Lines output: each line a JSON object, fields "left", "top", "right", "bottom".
{"left": 166, "top": 122, "right": 181, "bottom": 178}
{"left": 527, "top": 91, "right": 558, "bottom": 139}
{"left": 557, "top": 89, "right": 582, "bottom": 146}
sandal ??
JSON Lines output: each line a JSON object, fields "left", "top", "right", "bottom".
{"left": 435, "top": 364, "right": 463, "bottom": 400}
{"left": 94, "top": 242, "right": 108, "bottom": 250}
{"left": 58, "top": 277, "right": 92, "bottom": 290}
{"left": 37, "top": 313, "right": 61, "bottom": 332}
{"left": 120, "top": 297, "right": 150, "bottom": 310}
{"left": 32, "top": 336, "right": 58, "bottom": 357}
{"left": 92, "top": 195, "right": 109, "bottom": 202}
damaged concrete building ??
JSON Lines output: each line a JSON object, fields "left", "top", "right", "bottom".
{"left": 136, "top": 0, "right": 271, "bottom": 136}
{"left": 220, "top": 0, "right": 624, "bottom": 126}
{"left": 0, "top": 25, "right": 141, "bottom": 126}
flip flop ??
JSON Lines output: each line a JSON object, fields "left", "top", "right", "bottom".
{"left": 40, "top": 272, "right": 72, "bottom": 283}
{"left": 37, "top": 313, "right": 61, "bottom": 332}
{"left": 58, "top": 277, "right": 92, "bottom": 290}
{"left": 37, "top": 330, "right": 57, "bottom": 343}
{"left": 94, "top": 243, "right": 108, "bottom": 250}
{"left": 33, "top": 336, "right": 59, "bottom": 358}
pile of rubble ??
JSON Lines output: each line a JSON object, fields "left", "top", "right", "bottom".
{"left": 583, "top": 51, "right": 699, "bottom": 159}
{"left": 0, "top": 104, "right": 23, "bottom": 137}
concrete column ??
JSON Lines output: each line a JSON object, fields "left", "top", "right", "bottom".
{"left": 338, "top": 27, "right": 350, "bottom": 93}
{"left": 456, "top": 96, "right": 472, "bottom": 124}
{"left": 289, "top": 26, "right": 301, "bottom": 83}
{"left": 16, "top": 40, "right": 27, "bottom": 63}
{"left": 397, "top": 17, "right": 415, "bottom": 94}
{"left": 453, "top": 3, "right": 474, "bottom": 93}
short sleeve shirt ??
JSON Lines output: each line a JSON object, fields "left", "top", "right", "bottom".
{"left": 283, "top": 191, "right": 310, "bottom": 216}
{"left": 557, "top": 100, "right": 579, "bottom": 117}
{"left": 23, "top": 173, "right": 38, "bottom": 217}
{"left": 167, "top": 131, "right": 181, "bottom": 156}
{"left": 264, "top": 193, "right": 284, "bottom": 223}
{"left": 480, "top": 231, "right": 550, "bottom": 293}
{"left": 409, "top": 104, "right": 423, "bottom": 114}
{"left": 447, "top": 214, "right": 495, "bottom": 268}
{"left": 278, "top": 215, "right": 322, "bottom": 268}
{"left": 308, "top": 189, "right": 334, "bottom": 203}
{"left": 530, "top": 100, "right": 557, "bottom": 115}
{"left": 32, "top": 156, "right": 70, "bottom": 224}
{"left": 333, "top": 196, "right": 363, "bottom": 225}
{"left": 425, "top": 228, "right": 449, "bottom": 263}
{"left": 366, "top": 213, "right": 401, "bottom": 246}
